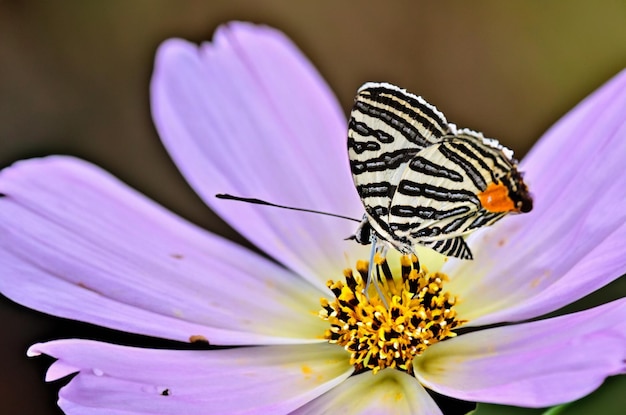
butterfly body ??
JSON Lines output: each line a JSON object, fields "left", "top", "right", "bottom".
{"left": 349, "top": 83, "right": 532, "bottom": 259}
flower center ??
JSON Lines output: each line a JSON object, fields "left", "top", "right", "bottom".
{"left": 319, "top": 253, "right": 465, "bottom": 375}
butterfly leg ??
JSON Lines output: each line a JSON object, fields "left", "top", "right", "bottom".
{"left": 364, "top": 234, "right": 389, "bottom": 308}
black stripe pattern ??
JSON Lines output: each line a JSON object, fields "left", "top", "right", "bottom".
{"left": 348, "top": 82, "right": 532, "bottom": 259}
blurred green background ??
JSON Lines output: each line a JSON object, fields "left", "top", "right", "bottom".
{"left": 1, "top": 1, "right": 625, "bottom": 414}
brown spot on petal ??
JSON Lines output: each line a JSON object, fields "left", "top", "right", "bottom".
{"left": 77, "top": 282, "right": 101, "bottom": 295}
{"left": 189, "top": 335, "right": 209, "bottom": 344}
{"left": 170, "top": 253, "right": 184, "bottom": 259}
{"left": 161, "top": 389, "right": 170, "bottom": 396}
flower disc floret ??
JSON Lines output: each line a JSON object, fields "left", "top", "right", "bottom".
{"left": 319, "top": 254, "right": 465, "bottom": 375}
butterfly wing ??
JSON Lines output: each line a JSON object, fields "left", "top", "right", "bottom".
{"left": 420, "top": 237, "right": 473, "bottom": 260}
{"left": 348, "top": 82, "right": 453, "bottom": 245}
{"left": 387, "top": 130, "right": 521, "bottom": 254}
{"left": 348, "top": 83, "right": 532, "bottom": 259}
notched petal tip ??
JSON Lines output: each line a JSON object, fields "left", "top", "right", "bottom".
{"left": 45, "top": 361, "right": 81, "bottom": 382}
{"left": 213, "top": 20, "right": 276, "bottom": 39}
{"left": 26, "top": 343, "right": 43, "bottom": 357}
{"left": 154, "top": 21, "right": 286, "bottom": 69}
{"left": 155, "top": 37, "right": 199, "bottom": 61}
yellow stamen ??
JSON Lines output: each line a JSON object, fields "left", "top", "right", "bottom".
{"left": 319, "top": 255, "right": 465, "bottom": 375}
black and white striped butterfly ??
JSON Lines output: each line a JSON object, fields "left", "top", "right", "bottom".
{"left": 348, "top": 82, "right": 533, "bottom": 260}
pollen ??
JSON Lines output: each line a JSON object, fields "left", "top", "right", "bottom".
{"left": 319, "top": 254, "right": 465, "bottom": 375}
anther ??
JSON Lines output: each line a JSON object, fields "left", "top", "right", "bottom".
{"left": 320, "top": 255, "right": 465, "bottom": 375}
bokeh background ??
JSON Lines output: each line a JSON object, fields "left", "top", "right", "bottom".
{"left": 1, "top": 1, "right": 626, "bottom": 414}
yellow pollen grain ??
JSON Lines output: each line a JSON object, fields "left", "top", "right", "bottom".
{"left": 301, "top": 364, "right": 313, "bottom": 377}
{"left": 318, "top": 255, "right": 466, "bottom": 375}
{"left": 356, "top": 260, "right": 369, "bottom": 274}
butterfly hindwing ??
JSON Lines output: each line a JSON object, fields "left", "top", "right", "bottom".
{"left": 387, "top": 134, "right": 514, "bottom": 244}
{"left": 421, "top": 237, "right": 473, "bottom": 260}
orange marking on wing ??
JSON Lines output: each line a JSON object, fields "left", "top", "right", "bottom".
{"left": 478, "top": 182, "right": 517, "bottom": 213}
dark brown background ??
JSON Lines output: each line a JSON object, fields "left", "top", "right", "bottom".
{"left": 1, "top": 1, "right": 626, "bottom": 414}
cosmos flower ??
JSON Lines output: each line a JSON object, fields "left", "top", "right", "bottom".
{"left": 1, "top": 21, "right": 625, "bottom": 415}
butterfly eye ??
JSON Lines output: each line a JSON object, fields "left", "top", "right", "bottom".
{"left": 520, "top": 198, "right": 533, "bottom": 213}
{"left": 353, "top": 217, "right": 372, "bottom": 245}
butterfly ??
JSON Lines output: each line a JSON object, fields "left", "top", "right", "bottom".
{"left": 348, "top": 82, "right": 532, "bottom": 260}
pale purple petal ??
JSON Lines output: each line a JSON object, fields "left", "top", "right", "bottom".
{"left": 415, "top": 299, "right": 626, "bottom": 407}
{"left": 151, "top": 22, "right": 367, "bottom": 289}
{"left": 28, "top": 339, "right": 353, "bottom": 415}
{"left": 445, "top": 69, "right": 626, "bottom": 325}
{"left": 292, "top": 369, "right": 442, "bottom": 415}
{"left": 0, "top": 156, "right": 329, "bottom": 345}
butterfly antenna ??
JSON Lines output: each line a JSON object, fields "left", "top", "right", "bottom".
{"left": 215, "top": 194, "right": 362, "bottom": 223}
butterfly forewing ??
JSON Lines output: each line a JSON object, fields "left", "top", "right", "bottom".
{"left": 348, "top": 82, "right": 532, "bottom": 259}
{"left": 348, "top": 83, "right": 452, "bottom": 206}
{"left": 348, "top": 83, "right": 454, "bottom": 246}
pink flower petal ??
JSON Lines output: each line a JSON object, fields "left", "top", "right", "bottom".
{"left": 292, "top": 369, "right": 442, "bottom": 415}
{"left": 0, "top": 156, "right": 328, "bottom": 345}
{"left": 28, "top": 339, "right": 353, "bottom": 414}
{"left": 151, "top": 22, "right": 367, "bottom": 289}
{"left": 445, "top": 69, "right": 626, "bottom": 325}
{"left": 415, "top": 299, "right": 626, "bottom": 407}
